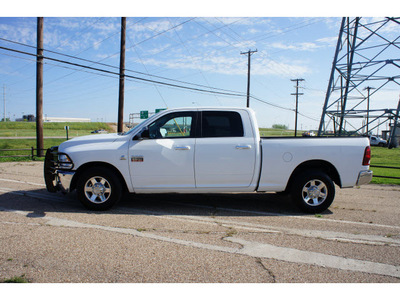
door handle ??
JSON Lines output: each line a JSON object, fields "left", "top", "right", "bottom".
{"left": 235, "top": 145, "right": 252, "bottom": 150}
{"left": 174, "top": 146, "right": 191, "bottom": 150}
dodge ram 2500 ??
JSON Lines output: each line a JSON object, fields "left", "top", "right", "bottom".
{"left": 44, "top": 107, "right": 372, "bottom": 213}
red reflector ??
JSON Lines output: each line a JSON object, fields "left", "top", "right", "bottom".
{"left": 362, "top": 146, "right": 371, "bottom": 166}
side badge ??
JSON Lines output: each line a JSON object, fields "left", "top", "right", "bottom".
{"left": 131, "top": 156, "right": 144, "bottom": 162}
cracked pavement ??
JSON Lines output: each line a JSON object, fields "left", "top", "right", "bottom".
{"left": 0, "top": 161, "right": 400, "bottom": 283}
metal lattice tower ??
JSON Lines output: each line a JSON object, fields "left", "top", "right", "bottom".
{"left": 318, "top": 17, "right": 400, "bottom": 137}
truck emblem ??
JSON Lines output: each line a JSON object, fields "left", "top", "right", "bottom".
{"left": 131, "top": 156, "right": 144, "bottom": 162}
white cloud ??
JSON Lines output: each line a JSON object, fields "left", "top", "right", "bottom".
{"left": 141, "top": 53, "right": 310, "bottom": 77}
{"left": 316, "top": 36, "right": 338, "bottom": 47}
{"left": 130, "top": 19, "right": 181, "bottom": 34}
{"left": 354, "top": 17, "right": 400, "bottom": 41}
{"left": 146, "top": 43, "right": 172, "bottom": 55}
{"left": 199, "top": 40, "right": 228, "bottom": 48}
{"left": 270, "top": 41, "right": 321, "bottom": 51}
{"left": 0, "top": 21, "right": 36, "bottom": 45}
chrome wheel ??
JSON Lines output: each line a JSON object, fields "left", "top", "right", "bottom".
{"left": 77, "top": 167, "right": 122, "bottom": 211}
{"left": 84, "top": 176, "right": 112, "bottom": 204}
{"left": 291, "top": 170, "right": 335, "bottom": 213}
{"left": 301, "top": 179, "right": 328, "bottom": 206}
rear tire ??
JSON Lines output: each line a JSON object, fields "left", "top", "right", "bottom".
{"left": 290, "top": 170, "right": 335, "bottom": 213}
{"left": 76, "top": 167, "right": 122, "bottom": 211}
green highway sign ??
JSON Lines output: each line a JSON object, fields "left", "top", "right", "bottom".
{"left": 140, "top": 110, "right": 149, "bottom": 119}
{"left": 155, "top": 108, "right": 166, "bottom": 113}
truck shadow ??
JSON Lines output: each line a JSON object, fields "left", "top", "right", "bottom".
{"left": 0, "top": 188, "right": 333, "bottom": 217}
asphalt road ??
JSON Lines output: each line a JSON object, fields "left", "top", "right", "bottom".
{"left": 0, "top": 161, "right": 399, "bottom": 283}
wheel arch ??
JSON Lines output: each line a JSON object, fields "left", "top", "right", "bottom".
{"left": 285, "top": 159, "right": 341, "bottom": 191}
{"left": 71, "top": 161, "right": 129, "bottom": 193}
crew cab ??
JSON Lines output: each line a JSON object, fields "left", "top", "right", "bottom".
{"left": 44, "top": 107, "right": 372, "bottom": 213}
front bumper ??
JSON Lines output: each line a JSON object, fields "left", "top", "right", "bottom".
{"left": 356, "top": 170, "right": 373, "bottom": 186}
{"left": 56, "top": 170, "right": 75, "bottom": 193}
{"left": 44, "top": 147, "right": 75, "bottom": 193}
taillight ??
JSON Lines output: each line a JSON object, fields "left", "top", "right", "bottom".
{"left": 362, "top": 146, "right": 371, "bottom": 166}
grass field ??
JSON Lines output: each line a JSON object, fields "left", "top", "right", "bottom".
{"left": 259, "top": 128, "right": 300, "bottom": 137}
{"left": 370, "top": 146, "right": 400, "bottom": 185}
{"left": 0, "top": 138, "right": 66, "bottom": 162}
{"left": 0, "top": 122, "right": 113, "bottom": 137}
{"left": 1, "top": 122, "right": 297, "bottom": 137}
{"left": 0, "top": 122, "right": 114, "bottom": 162}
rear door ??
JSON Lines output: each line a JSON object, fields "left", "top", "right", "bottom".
{"left": 194, "top": 110, "right": 257, "bottom": 188}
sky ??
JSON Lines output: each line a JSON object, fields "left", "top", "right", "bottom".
{"left": 1, "top": 1, "right": 399, "bottom": 132}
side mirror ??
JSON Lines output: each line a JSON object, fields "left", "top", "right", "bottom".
{"left": 133, "top": 127, "right": 150, "bottom": 140}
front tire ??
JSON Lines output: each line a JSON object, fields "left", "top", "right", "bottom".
{"left": 290, "top": 170, "right": 335, "bottom": 213}
{"left": 76, "top": 167, "right": 122, "bottom": 211}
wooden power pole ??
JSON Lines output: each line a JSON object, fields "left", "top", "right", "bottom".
{"left": 241, "top": 49, "right": 257, "bottom": 108}
{"left": 117, "top": 17, "right": 126, "bottom": 133}
{"left": 364, "top": 86, "right": 375, "bottom": 135}
{"left": 291, "top": 78, "right": 304, "bottom": 137}
{"left": 36, "top": 17, "right": 44, "bottom": 156}
{"left": 3, "top": 85, "right": 6, "bottom": 122}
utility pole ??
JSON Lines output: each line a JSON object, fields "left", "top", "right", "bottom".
{"left": 3, "top": 85, "right": 5, "bottom": 122}
{"left": 36, "top": 17, "right": 44, "bottom": 157}
{"left": 364, "top": 86, "right": 375, "bottom": 135}
{"left": 241, "top": 49, "right": 257, "bottom": 108}
{"left": 117, "top": 17, "right": 126, "bottom": 133}
{"left": 291, "top": 78, "right": 304, "bottom": 136}
{"left": 388, "top": 96, "right": 400, "bottom": 149}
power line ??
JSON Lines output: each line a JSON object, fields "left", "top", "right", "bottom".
{"left": 1, "top": 17, "right": 319, "bottom": 99}
{"left": 126, "top": 18, "right": 195, "bottom": 51}
{"left": 169, "top": 17, "right": 223, "bottom": 106}
{"left": 1, "top": 43, "right": 322, "bottom": 121}
{"left": 0, "top": 45, "right": 246, "bottom": 98}
{"left": 197, "top": 17, "right": 323, "bottom": 79}
{"left": 127, "top": 23, "right": 169, "bottom": 108}
{"left": 249, "top": 95, "right": 293, "bottom": 112}
{"left": 0, "top": 17, "right": 325, "bottom": 121}
{"left": 0, "top": 33, "right": 245, "bottom": 96}
{"left": 0, "top": 17, "right": 107, "bottom": 86}
{"left": 194, "top": 18, "right": 321, "bottom": 123}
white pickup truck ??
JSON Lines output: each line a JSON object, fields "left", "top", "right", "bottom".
{"left": 44, "top": 107, "right": 372, "bottom": 213}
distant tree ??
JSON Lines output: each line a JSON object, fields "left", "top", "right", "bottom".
{"left": 272, "top": 124, "right": 288, "bottom": 130}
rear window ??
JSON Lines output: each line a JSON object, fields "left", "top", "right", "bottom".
{"left": 201, "top": 111, "right": 244, "bottom": 137}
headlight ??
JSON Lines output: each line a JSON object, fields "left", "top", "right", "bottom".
{"left": 58, "top": 153, "right": 73, "bottom": 169}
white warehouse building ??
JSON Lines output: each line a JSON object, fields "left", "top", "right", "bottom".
{"left": 44, "top": 117, "right": 91, "bottom": 122}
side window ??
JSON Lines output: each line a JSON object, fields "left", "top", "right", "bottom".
{"left": 148, "top": 113, "right": 194, "bottom": 139}
{"left": 201, "top": 111, "right": 244, "bottom": 138}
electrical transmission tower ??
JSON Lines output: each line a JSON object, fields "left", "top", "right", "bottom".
{"left": 318, "top": 17, "right": 400, "bottom": 138}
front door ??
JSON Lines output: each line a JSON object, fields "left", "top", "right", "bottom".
{"left": 129, "top": 111, "right": 197, "bottom": 191}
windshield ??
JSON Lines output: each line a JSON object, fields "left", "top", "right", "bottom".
{"left": 122, "top": 112, "right": 162, "bottom": 136}
{"left": 123, "top": 122, "right": 144, "bottom": 136}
